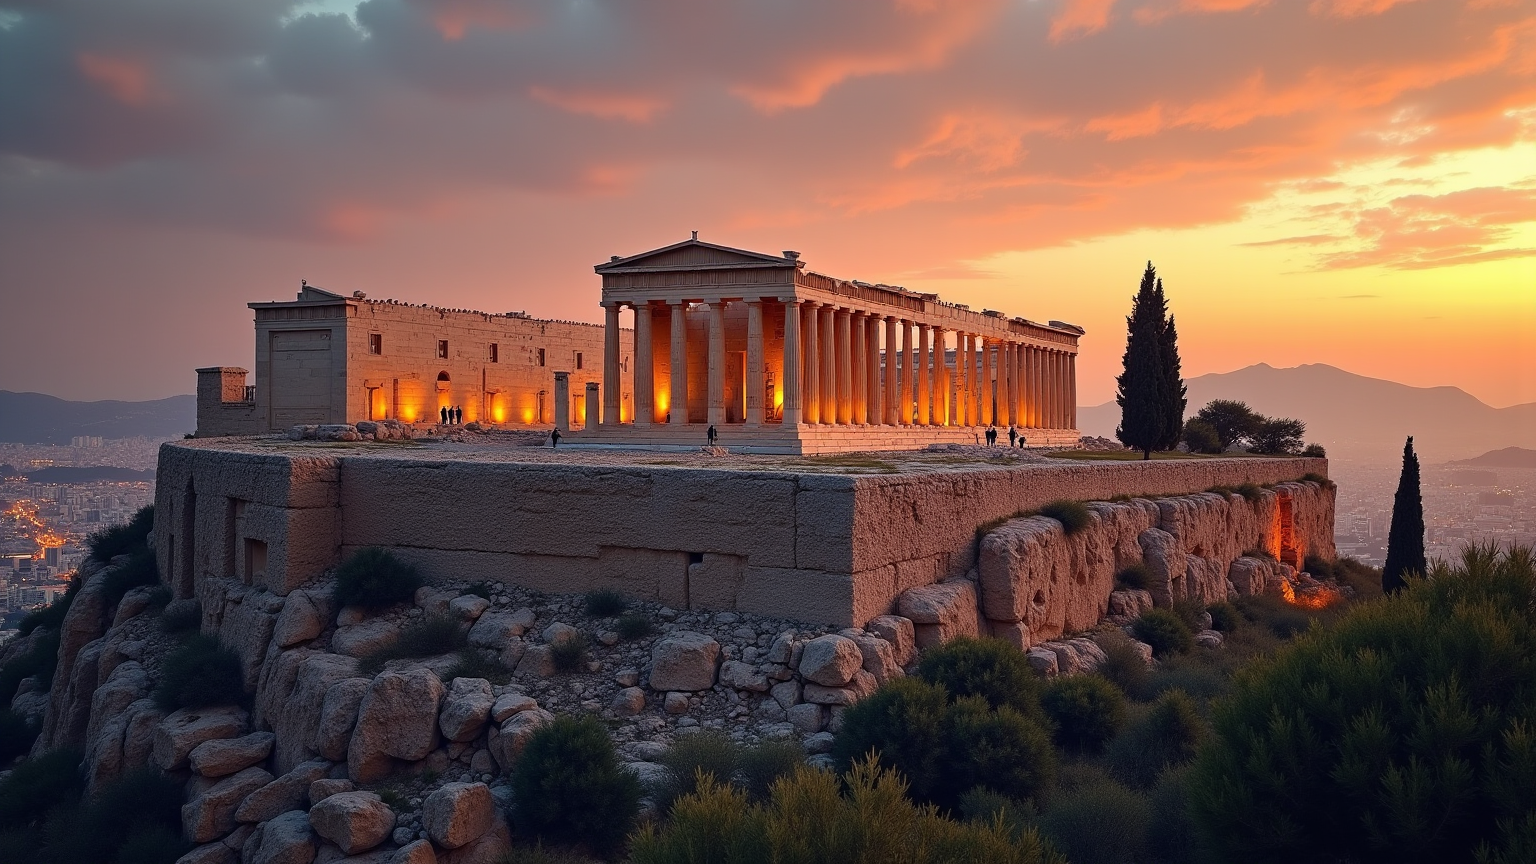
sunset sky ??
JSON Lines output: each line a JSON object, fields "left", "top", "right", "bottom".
{"left": 1, "top": 0, "right": 1532, "bottom": 408}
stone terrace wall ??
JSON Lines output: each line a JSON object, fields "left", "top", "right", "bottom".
{"left": 156, "top": 440, "right": 1329, "bottom": 627}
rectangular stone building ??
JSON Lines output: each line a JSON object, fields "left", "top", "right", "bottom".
{"left": 197, "top": 284, "right": 631, "bottom": 436}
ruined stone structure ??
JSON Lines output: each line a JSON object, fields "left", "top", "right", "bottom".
{"left": 572, "top": 237, "right": 1084, "bottom": 453}
{"left": 196, "top": 284, "right": 632, "bottom": 437}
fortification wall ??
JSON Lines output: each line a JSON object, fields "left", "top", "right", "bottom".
{"left": 156, "top": 440, "right": 1330, "bottom": 627}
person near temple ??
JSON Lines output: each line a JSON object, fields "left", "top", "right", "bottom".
{"left": 1008, "top": 426, "right": 1018, "bottom": 447}
{"left": 550, "top": 428, "right": 561, "bottom": 447}
{"left": 454, "top": 406, "right": 463, "bottom": 425}
{"left": 440, "top": 406, "right": 449, "bottom": 425}
{"left": 707, "top": 425, "right": 718, "bottom": 446}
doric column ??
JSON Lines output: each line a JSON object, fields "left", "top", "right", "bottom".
{"left": 1012, "top": 343, "right": 1025, "bottom": 428}
{"left": 836, "top": 308, "right": 853, "bottom": 424}
{"left": 820, "top": 305, "right": 837, "bottom": 424}
{"left": 867, "top": 315, "right": 883, "bottom": 425}
{"left": 997, "top": 341, "right": 1011, "bottom": 427}
{"left": 781, "top": 300, "right": 803, "bottom": 426}
{"left": 916, "top": 325, "right": 931, "bottom": 425}
{"left": 1068, "top": 352, "right": 1078, "bottom": 431}
{"left": 633, "top": 302, "right": 654, "bottom": 426}
{"left": 1059, "top": 351, "right": 1070, "bottom": 430}
{"left": 669, "top": 302, "right": 688, "bottom": 424}
{"left": 803, "top": 302, "right": 820, "bottom": 424}
{"left": 932, "top": 327, "right": 948, "bottom": 426}
{"left": 602, "top": 302, "right": 622, "bottom": 426}
{"left": 898, "top": 320, "right": 914, "bottom": 425}
{"left": 706, "top": 301, "right": 726, "bottom": 426}
{"left": 1028, "top": 347, "right": 1041, "bottom": 428}
{"left": 746, "top": 300, "right": 765, "bottom": 426}
{"left": 955, "top": 333, "right": 968, "bottom": 426}
{"left": 852, "top": 313, "right": 868, "bottom": 424}
{"left": 883, "top": 317, "right": 899, "bottom": 425}
{"left": 553, "top": 372, "right": 570, "bottom": 432}
{"left": 969, "top": 334, "right": 982, "bottom": 425}
{"left": 1048, "top": 350, "right": 1061, "bottom": 429}
{"left": 1038, "top": 349, "right": 1051, "bottom": 429}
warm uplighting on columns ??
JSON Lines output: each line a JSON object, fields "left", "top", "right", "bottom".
{"left": 746, "top": 300, "right": 765, "bottom": 426}
{"left": 803, "top": 302, "right": 821, "bottom": 425}
{"left": 706, "top": 301, "right": 726, "bottom": 426}
{"left": 836, "top": 308, "right": 853, "bottom": 425}
{"left": 883, "top": 317, "right": 899, "bottom": 425}
{"left": 634, "top": 302, "right": 654, "bottom": 426}
{"left": 852, "top": 313, "right": 869, "bottom": 425}
{"left": 916, "top": 324, "right": 931, "bottom": 426}
{"left": 781, "top": 299, "right": 803, "bottom": 426}
{"left": 669, "top": 301, "right": 688, "bottom": 424}
{"left": 933, "top": 327, "right": 949, "bottom": 426}
{"left": 602, "top": 302, "right": 621, "bottom": 426}
{"left": 1068, "top": 352, "right": 1078, "bottom": 431}
{"left": 900, "top": 320, "right": 915, "bottom": 426}
{"left": 866, "top": 314, "right": 883, "bottom": 426}
{"left": 820, "top": 305, "right": 837, "bottom": 424}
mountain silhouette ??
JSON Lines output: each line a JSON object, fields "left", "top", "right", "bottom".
{"left": 1079, "top": 363, "right": 1536, "bottom": 462}
{"left": 0, "top": 391, "right": 196, "bottom": 444}
{"left": 1447, "top": 446, "right": 1536, "bottom": 468}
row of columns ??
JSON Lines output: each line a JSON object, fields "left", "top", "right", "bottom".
{"left": 605, "top": 299, "right": 1077, "bottom": 430}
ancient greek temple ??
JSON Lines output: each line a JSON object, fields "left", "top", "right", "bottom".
{"left": 567, "top": 236, "right": 1082, "bottom": 454}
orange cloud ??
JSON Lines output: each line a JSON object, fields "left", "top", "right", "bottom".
{"left": 528, "top": 86, "right": 667, "bottom": 123}
{"left": 420, "top": 0, "right": 530, "bottom": 41}
{"left": 1051, "top": 0, "right": 1119, "bottom": 41}
{"left": 1309, "top": 0, "right": 1423, "bottom": 19}
{"left": 894, "top": 112, "right": 1062, "bottom": 170}
{"left": 1280, "top": 186, "right": 1536, "bottom": 270}
{"left": 76, "top": 53, "right": 153, "bottom": 105}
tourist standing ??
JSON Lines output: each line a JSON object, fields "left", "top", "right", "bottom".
{"left": 707, "top": 425, "right": 718, "bottom": 446}
{"left": 455, "top": 406, "right": 463, "bottom": 425}
{"left": 550, "top": 428, "right": 561, "bottom": 448}
{"left": 1008, "top": 426, "right": 1017, "bottom": 447}
{"left": 440, "top": 406, "right": 448, "bottom": 425}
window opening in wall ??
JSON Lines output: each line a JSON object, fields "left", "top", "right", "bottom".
{"left": 244, "top": 538, "right": 268, "bottom": 583}
{"left": 576, "top": 352, "right": 584, "bottom": 370}
{"left": 488, "top": 343, "right": 499, "bottom": 363}
{"left": 369, "top": 333, "right": 382, "bottom": 354}
{"left": 538, "top": 348, "right": 546, "bottom": 367}
{"left": 437, "top": 339, "right": 449, "bottom": 359}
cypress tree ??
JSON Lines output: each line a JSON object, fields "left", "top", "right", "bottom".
{"left": 1382, "top": 435, "right": 1426, "bottom": 594}
{"left": 1115, "top": 262, "right": 1185, "bottom": 459}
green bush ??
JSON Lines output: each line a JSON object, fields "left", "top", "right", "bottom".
{"left": 45, "top": 768, "right": 185, "bottom": 863}
{"left": 510, "top": 715, "right": 641, "bottom": 859}
{"left": 1038, "top": 500, "right": 1091, "bottom": 535}
{"left": 17, "top": 578, "right": 79, "bottom": 637}
{"left": 1302, "top": 442, "right": 1326, "bottom": 457}
{"left": 100, "top": 550, "right": 160, "bottom": 611}
{"left": 443, "top": 648, "right": 510, "bottom": 685}
{"left": 358, "top": 615, "right": 468, "bottom": 676}
{"left": 1172, "top": 597, "right": 1210, "bottom": 632}
{"left": 940, "top": 697, "right": 1057, "bottom": 808}
{"left": 157, "top": 600, "right": 201, "bottom": 636}
{"left": 154, "top": 635, "right": 245, "bottom": 712}
{"left": 1144, "top": 765, "right": 1208, "bottom": 864}
{"left": 1106, "top": 690, "right": 1204, "bottom": 789}
{"left": 735, "top": 738, "right": 803, "bottom": 803}
{"left": 1036, "top": 779, "right": 1151, "bottom": 864}
{"left": 915, "top": 636, "right": 1046, "bottom": 719}
{"left": 1189, "top": 545, "right": 1536, "bottom": 864}
{"left": 86, "top": 506, "right": 154, "bottom": 562}
{"left": 0, "top": 711, "right": 38, "bottom": 764}
{"left": 1205, "top": 601, "right": 1239, "bottom": 633}
{"left": 1132, "top": 608, "right": 1193, "bottom": 657}
{"left": 1114, "top": 563, "right": 1152, "bottom": 591}
{"left": 630, "top": 761, "right": 1063, "bottom": 864}
{"left": 501, "top": 845, "right": 604, "bottom": 864}
{"left": 1041, "top": 675, "right": 1126, "bottom": 751}
{"left": 832, "top": 677, "right": 953, "bottom": 804}
{"left": 1181, "top": 418, "right": 1222, "bottom": 454}
{"left": 583, "top": 589, "right": 627, "bottom": 618}
{"left": 1092, "top": 630, "right": 1151, "bottom": 699}
{"left": 332, "top": 547, "right": 423, "bottom": 610}
{"left": 615, "top": 614, "right": 653, "bottom": 641}
{"left": 0, "top": 627, "right": 61, "bottom": 705}
{"left": 549, "top": 634, "right": 589, "bottom": 674}
{"left": 0, "top": 747, "right": 84, "bottom": 831}
{"left": 657, "top": 731, "right": 742, "bottom": 811}
{"left": 1233, "top": 593, "right": 1311, "bottom": 638}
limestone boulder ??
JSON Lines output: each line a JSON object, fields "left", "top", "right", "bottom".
{"left": 848, "top": 634, "right": 901, "bottom": 684}
{"left": 181, "top": 765, "right": 273, "bottom": 843}
{"left": 423, "top": 782, "right": 495, "bottom": 849}
{"left": 1228, "top": 556, "right": 1277, "bottom": 597}
{"left": 490, "top": 692, "right": 538, "bottom": 722}
{"left": 247, "top": 809, "right": 318, "bottom": 864}
{"left": 865, "top": 616, "right": 916, "bottom": 667}
{"left": 177, "top": 842, "right": 236, "bottom": 864}
{"left": 1025, "top": 647, "right": 1059, "bottom": 677}
{"left": 348, "top": 668, "right": 445, "bottom": 783}
{"left": 1042, "top": 638, "right": 1107, "bottom": 677}
{"left": 611, "top": 687, "right": 646, "bottom": 716}
{"left": 797, "top": 635, "right": 862, "bottom": 687}
{"left": 648, "top": 632, "right": 720, "bottom": 692}
{"left": 718, "top": 660, "right": 769, "bottom": 693}
{"left": 1195, "top": 629, "right": 1225, "bottom": 649}
{"left": 190, "top": 731, "right": 275, "bottom": 778}
{"left": 898, "top": 580, "right": 981, "bottom": 649}
{"left": 312, "top": 676, "right": 370, "bottom": 762}
{"left": 490, "top": 707, "right": 553, "bottom": 770}
{"left": 35, "top": 562, "right": 113, "bottom": 751}
{"left": 236, "top": 759, "right": 330, "bottom": 824}
{"left": 85, "top": 660, "right": 149, "bottom": 750}
{"left": 770, "top": 679, "right": 801, "bottom": 710}
{"left": 308, "top": 791, "right": 395, "bottom": 855}
{"left": 393, "top": 840, "right": 437, "bottom": 864}
{"left": 803, "top": 670, "right": 878, "bottom": 706}
{"left": 467, "top": 609, "right": 534, "bottom": 650}
{"left": 1107, "top": 589, "right": 1154, "bottom": 622}
{"left": 439, "top": 678, "right": 494, "bottom": 742}
{"left": 154, "top": 706, "right": 249, "bottom": 771}
{"left": 449, "top": 595, "right": 490, "bottom": 622}
{"left": 309, "top": 778, "right": 355, "bottom": 807}
{"left": 259, "top": 651, "right": 359, "bottom": 773}
{"left": 439, "top": 812, "right": 511, "bottom": 864}
{"left": 273, "top": 590, "right": 329, "bottom": 648}
{"left": 113, "top": 585, "right": 159, "bottom": 626}
{"left": 541, "top": 622, "right": 579, "bottom": 644}
{"left": 514, "top": 644, "right": 553, "bottom": 678}
{"left": 332, "top": 620, "right": 397, "bottom": 658}
{"left": 223, "top": 590, "right": 284, "bottom": 690}
{"left": 1138, "top": 528, "right": 1185, "bottom": 608}
{"left": 786, "top": 703, "right": 826, "bottom": 734}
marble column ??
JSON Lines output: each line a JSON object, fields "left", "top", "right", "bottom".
{"left": 1028, "top": 347, "right": 1042, "bottom": 428}
{"left": 884, "top": 317, "right": 899, "bottom": 425}
{"left": 933, "top": 327, "right": 949, "bottom": 426}
{"left": 977, "top": 337, "right": 991, "bottom": 426}
{"left": 1013, "top": 343, "right": 1025, "bottom": 428}
{"left": 553, "top": 372, "right": 570, "bottom": 432}
{"left": 900, "top": 319, "right": 915, "bottom": 425}
{"left": 955, "top": 333, "right": 969, "bottom": 427}
{"left": 836, "top": 309, "right": 853, "bottom": 425}
{"left": 1048, "top": 350, "right": 1061, "bottom": 429}
{"left": 746, "top": 300, "right": 765, "bottom": 426}
{"left": 852, "top": 313, "right": 868, "bottom": 424}
{"left": 669, "top": 302, "right": 688, "bottom": 424}
{"left": 867, "top": 314, "right": 883, "bottom": 425}
{"left": 820, "top": 306, "right": 837, "bottom": 424}
{"left": 803, "top": 302, "right": 820, "bottom": 424}
{"left": 633, "top": 302, "right": 654, "bottom": 426}
{"left": 1068, "top": 352, "right": 1078, "bottom": 430}
{"left": 602, "top": 302, "right": 621, "bottom": 425}
{"left": 969, "top": 334, "right": 982, "bottom": 426}
{"left": 781, "top": 300, "right": 803, "bottom": 426}
{"left": 997, "top": 341, "right": 1011, "bottom": 428}
{"left": 706, "top": 301, "right": 726, "bottom": 426}
{"left": 916, "top": 324, "right": 931, "bottom": 425}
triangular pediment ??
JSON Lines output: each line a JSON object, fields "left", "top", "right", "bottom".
{"left": 595, "top": 238, "right": 797, "bottom": 273}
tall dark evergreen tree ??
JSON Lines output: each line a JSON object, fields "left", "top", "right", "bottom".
{"left": 1115, "top": 262, "right": 1186, "bottom": 459}
{"left": 1382, "top": 435, "right": 1426, "bottom": 594}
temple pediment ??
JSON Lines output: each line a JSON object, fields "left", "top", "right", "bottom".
{"left": 596, "top": 237, "right": 799, "bottom": 274}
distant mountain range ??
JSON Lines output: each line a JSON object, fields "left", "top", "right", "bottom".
{"left": 1079, "top": 364, "right": 1536, "bottom": 462}
{"left": 1447, "top": 447, "right": 1536, "bottom": 469}
{"left": 0, "top": 391, "right": 196, "bottom": 444}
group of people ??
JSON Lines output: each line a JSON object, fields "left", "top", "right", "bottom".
{"left": 981, "top": 425, "right": 1029, "bottom": 448}
{"left": 439, "top": 405, "right": 464, "bottom": 425}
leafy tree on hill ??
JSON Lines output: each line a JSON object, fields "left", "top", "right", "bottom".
{"left": 1247, "top": 416, "right": 1307, "bottom": 455}
{"left": 1116, "top": 262, "right": 1186, "bottom": 459}
{"left": 1191, "top": 400, "right": 1261, "bottom": 450}
{"left": 1382, "top": 435, "right": 1426, "bottom": 594}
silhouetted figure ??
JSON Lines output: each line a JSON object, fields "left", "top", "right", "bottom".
{"left": 440, "top": 406, "right": 449, "bottom": 425}
{"left": 454, "top": 406, "right": 463, "bottom": 425}
{"left": 986, "top": 425, "right": 997, "bottom": 446}
{"left": 1008, "top": 426, "right": 1017, "bottom": 447}
{"left": 550, "top": 428, "right": 561, "bottom": 448}
{"left": 707, "top": 425, "right": 718, "bottom": 446}
{"left": 1018, "top": 433, "right": 1027, "bottom": 449}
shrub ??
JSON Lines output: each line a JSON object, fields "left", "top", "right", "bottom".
{"left": 735, "top": 738, "right": 803, "bottom": 803}
{"left": 46, "top": 768, "right": 185, "bottom": 863}
{"left": 1092, "top": 630, "right": 1151, "bottom": 699}
{"left": 1041, "top": 675, "right": 1126, "bottom": 751}
{"left": 1232, "top": 481, "right": 1264, "bottom": 502}
{"left": 511, "top": 715, "right": 641, "bottom": 859}
{"left": 501, "top": 844, "right": 605, "bottom": 864}
{"left": 1248, "top": 416, "right": 1306, "bottom": 455}
{"left": 1189, "top": 546, "right": 1536, "bottom": 864}
{"left": 358, "top": 616, "right": 468, "bottom": 676}
{"left": 100, "top": 549, "right": 160, "bottom": 610}
{"left": 915, "top": 636, "right": 1045, "bottom": 719}
{"left": 630, "top": 760, "right": 1063, "bottom": 864}
{"left": 332, "top": 547, "right": 423, "bottom": 610}
{"left": 1144, "top": 765, "right": 1207, "bottom": 864}
{"left": 0, "top": 627, "right": 61, "bottom": 704}
{"left": 157, "top": 600, "right": 202, "bottom": 636}
{"left": 832, "top": 677, "right": 952, "bottom": 804}
{"left": 0, "top": 711, "right": 38, "bottom": 764}
{"left": 1106, "top": 690, "right": 1204, "bottom": 789}
{"left": 86, "top": 506, "right": 154, "bottom": 562}
{"left": 1038, "top": 500, "right": 1091, "bottom": 535}
{"left": 940, "top": 697, "right": 1057, "bottom": 808}
{"left": 1132, "top": 609, "right": 1193, "bottom": 657}
{"left": 1171, "top": 597, "right": 1210, "bottom": 632}
{"left": 1205, "top": 601, "right": 1239, "bottom": 633}
{"left": 656, "top": 731, "right": 742, "bottom": 811}
{"left": 615, "top": 614, "right": 653, "bottom": 641}
{"left": 444, "top": 648, "right": 510, "bottom": 685}
{"left": 1181, "top": 418, "right": 1222, "bottom": 454}
{"left": 1193, "top": 400, "right": 1261, "bottom": 450}
{"left": 154, "top": 634, "right": 245, "bottom": 712}
{"left": 1302, "top": 443, "right": 1326, "bottom": 457}
{"left": 0, "top": 747, "right": 84, "bottom": 831}
{"left": 549, "top": 634, "right": 589, "bottom": 674}
{"left": 1233, "top": 593, "right": 1311, "bottom": 638}
{"left": 1114, "top": 563, "right": 1152, "bottom": 591}
{"left": 583, "top": 589, "right": 627, "bottom": 618}
{"left": 1036, "top": 779, "right": 1151, "bottom": 864}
